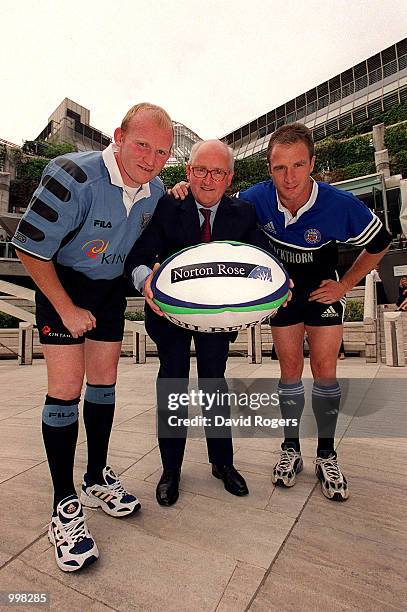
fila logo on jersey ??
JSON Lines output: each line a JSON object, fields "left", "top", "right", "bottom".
{"left": 94, "top": 219, "right": 112, "bottom": 228}
{"left": 304, "top": 228, "right": 321, "bottom": 244}
{"left": 321, "top": 306, "right": 339, "bottom": 318}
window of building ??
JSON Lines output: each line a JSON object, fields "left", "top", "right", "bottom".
{"left": 258, "top": 114, "right": 266, "bottom": 128}
{"left": 325, "top": 119, "right": 338, "bottom": 135}
{"left": 382, "top": 44, "right": 396, "bottom": 64}
{"left": 383, "top": 58, "right": 398, "bottom": 78}
{"left": 338, "top": 114, "right": 352, "bottom": 131}
{"left": 383, "top": 91, "right": 399, "bottom": 110}
{"left": 276, "top": 105, "right": 285, "bottom": 119}
{"left": 369, "top": 66, "right": 382, "bottom": 85}
{"left": 312, "top": 125, "right": 326, "bottom": 141}
{"left": 353, "top": 107, "right": 368, "bottom": 122}
{"left": 367, "top": 99, "right": 383, "bottom": 117}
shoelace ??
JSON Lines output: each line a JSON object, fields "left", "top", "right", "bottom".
{"left": 55, "top": 515, "right": 89, "bottom": 545}
{"left": 315, "top": 456, "right": 342, "bottom": 482}
{"left": 106, "top": 473, "right": 127, "bottom": 496}
{"left": 276, "top": 448, "right": 299, "bottom": 471}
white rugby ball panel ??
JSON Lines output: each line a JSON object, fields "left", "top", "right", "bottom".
{"left": 152, "top": 242, "right": 288, "bottom": 308}
{"left": 151, "top": 241, "right": 289, "bottom": 332}
{"left": 164, "top": 309, "right": 280, "bottom": 333}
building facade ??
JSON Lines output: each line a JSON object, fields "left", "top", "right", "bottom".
{"left": 167, "top": 122, "right": 202, "bottom": 165}
{"left": 222, "top": 38, "right": 407, "bottom": 159}
{"left": 33, "top": 98, "right": 202, "bottom": 163}
{"left": 34, "top": 98, "right": 111, "bottom": 152}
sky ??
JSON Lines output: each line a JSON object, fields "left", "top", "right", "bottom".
{"left": 1, "top": 0, "right": 407, "bottom": 146}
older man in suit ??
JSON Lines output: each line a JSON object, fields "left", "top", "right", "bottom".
{"left": 125, "top": 139, "right": 269, "bottom": 506}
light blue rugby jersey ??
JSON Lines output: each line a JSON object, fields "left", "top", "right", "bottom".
{"left": 238, "top": 179, "right": 382, "bottom": 282}
{"left": 12, "top": 152, "right": 165, "bottom": 280}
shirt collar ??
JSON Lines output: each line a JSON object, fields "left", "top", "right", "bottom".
{"left": 277, "top": 178, "right": 318, "bottom": 227}
{"left": 102, "top": 143, "right": 151, "bottom": 200}
{"left": 194, "top": 200, "right": 221, "bottom": 216}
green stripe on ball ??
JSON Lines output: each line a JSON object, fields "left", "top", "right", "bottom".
{"left": 153, "top": 292, "right": 288, "bottom": 315}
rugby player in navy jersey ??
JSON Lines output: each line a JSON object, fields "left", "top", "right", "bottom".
{"left": 12, "top": 103, "right": 174, "bottom": 571}
{"left": 170, "top": 122, "right": 391, "bottom": 502}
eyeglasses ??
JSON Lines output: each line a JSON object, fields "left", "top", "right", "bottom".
{"left": 191, "top": 166, "right": 229, "bottom": 182}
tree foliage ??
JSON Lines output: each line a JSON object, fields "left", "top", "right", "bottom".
{"left": 314, "top": 135, "right": 373, "bottom": 172}
{"left": 390, "top": 150, "right": 407, "bottom": 177}
{"left": 160, "top": 164, "right": 187, "bottom": 189}
{"left": 9, "top": 141, "right": 76, "bottom": 210}
{"left": 0, "top": 313, "right": 20, "bottom": 328}
{"left": 344, "top": 299, "right": 364, "bottom": 322}
{"left": 384, "top": 123, "right": 407, "bottom": 152}
{"left": 231, "top": 156, "right": 269, "bottom": 192}
{"left": 326, "top": 102, "right": 407, "bottom": 139}
{"left": 22, "top": 140, "right": 76, "bottom": 159}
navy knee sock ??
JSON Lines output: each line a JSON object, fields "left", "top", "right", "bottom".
{"left": 42, "top": 395, "right": 79, "bottom": 512}
{"left": 277, "top": 381, "right": 305, "bottom": 452}
{"left": 83, "top": 383, "right": 115, "bottom": 485}
{"left": 312, "top": 381, "right": 341, "bottom": 456}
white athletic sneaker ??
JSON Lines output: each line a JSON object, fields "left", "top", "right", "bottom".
{"left": 48, "top": 495, "right": 98, "bottom": 572}
{"left": 80, "top": 466, "right": 141, "bottom": 517}
{"left": 271, "top": 446, "right": 303, "bottom": 487}
{"left": 315, "top": 452, "right": 349, "bottom": 501}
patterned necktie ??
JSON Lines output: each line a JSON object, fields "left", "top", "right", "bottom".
{"left": 200, "top": 208, "right": 212, "bottom": 242}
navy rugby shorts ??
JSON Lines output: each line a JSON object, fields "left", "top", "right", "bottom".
{"left": 35, "top": 265, "right": 126, "bottom": 344}
{"left": 270, "top": 281, "right": 346, "bottom": 327}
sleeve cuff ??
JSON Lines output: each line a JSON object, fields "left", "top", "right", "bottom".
{"left": 131, "top": 265, "right": 152, "bottom": 294}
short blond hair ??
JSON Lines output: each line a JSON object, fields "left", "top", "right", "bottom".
{"left": 121, "top": 103, "right": 173, "bottom": 135}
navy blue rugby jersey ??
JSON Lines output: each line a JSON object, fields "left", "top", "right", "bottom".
{"left": 12, "top": 152, "right": 165, "bottom": 280}
{"left": 238, "top": 179, "right": 383, "bottom": 283}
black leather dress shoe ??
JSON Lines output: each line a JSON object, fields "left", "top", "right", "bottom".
{"left": 156, "top": 469, "right": 181, "bottom": 506}
{"left": 212, "top": 464, "right": 249, "bottom": 496}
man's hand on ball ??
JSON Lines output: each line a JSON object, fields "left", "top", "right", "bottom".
{"left": 282, "top": 278, "right": 294, "bottom": 308}
{"left": 144, "top": 263, "right": 164, "bottom": 316}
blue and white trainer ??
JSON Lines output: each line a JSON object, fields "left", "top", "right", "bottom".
{"left": 48, "top": 495, "right": 98, "bottom": 572}
{"left": 80, "top": 466, "right": 141, "bottom": 517}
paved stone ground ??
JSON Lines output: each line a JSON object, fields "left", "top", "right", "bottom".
{"left": 0, "top": 357, "right": 406, "bottom": 611}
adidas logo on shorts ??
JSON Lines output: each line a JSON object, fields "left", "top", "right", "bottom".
{"left": 321, "top": 306, "right": 339, "bottom": 318}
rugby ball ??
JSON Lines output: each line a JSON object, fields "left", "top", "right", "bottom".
{"left": 151, "top": 241, "right": 289, "bottom": 332}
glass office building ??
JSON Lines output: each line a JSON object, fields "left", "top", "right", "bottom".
{"left": 222, "top": 39, "right": 407, "bottom": 159}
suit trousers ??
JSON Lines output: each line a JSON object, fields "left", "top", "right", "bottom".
{"left": 145, "top": 309, "right": 234, "bottom": 469}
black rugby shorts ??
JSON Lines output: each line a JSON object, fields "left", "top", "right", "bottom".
{"left": 270, "top": 282, "right": 345, "bottom": 327}
{"left": 35, "top": 265, "right": 126, "bottom": 344}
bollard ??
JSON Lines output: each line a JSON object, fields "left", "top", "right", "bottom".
{"left": 132, "top": 321, "right": 146, "bottom": 364}
{"left": 383, "top": 312, "right": 405, "bottom": 367}
{"left": 247, "top": 324, "right": 262, "bottom": 364}
{"left": 18, "top": 322, "right": 33, "bottom": 365}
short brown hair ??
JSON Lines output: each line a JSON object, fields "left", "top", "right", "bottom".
{"left": 267, "top": 122, "right": 315, "bottom": 162}
{"left": 120, "top": 103, "right": 173, "bottom": 135}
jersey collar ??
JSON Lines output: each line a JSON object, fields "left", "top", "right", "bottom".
{"left": 277, "top": 178, "right": 318, "bottom": 227}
